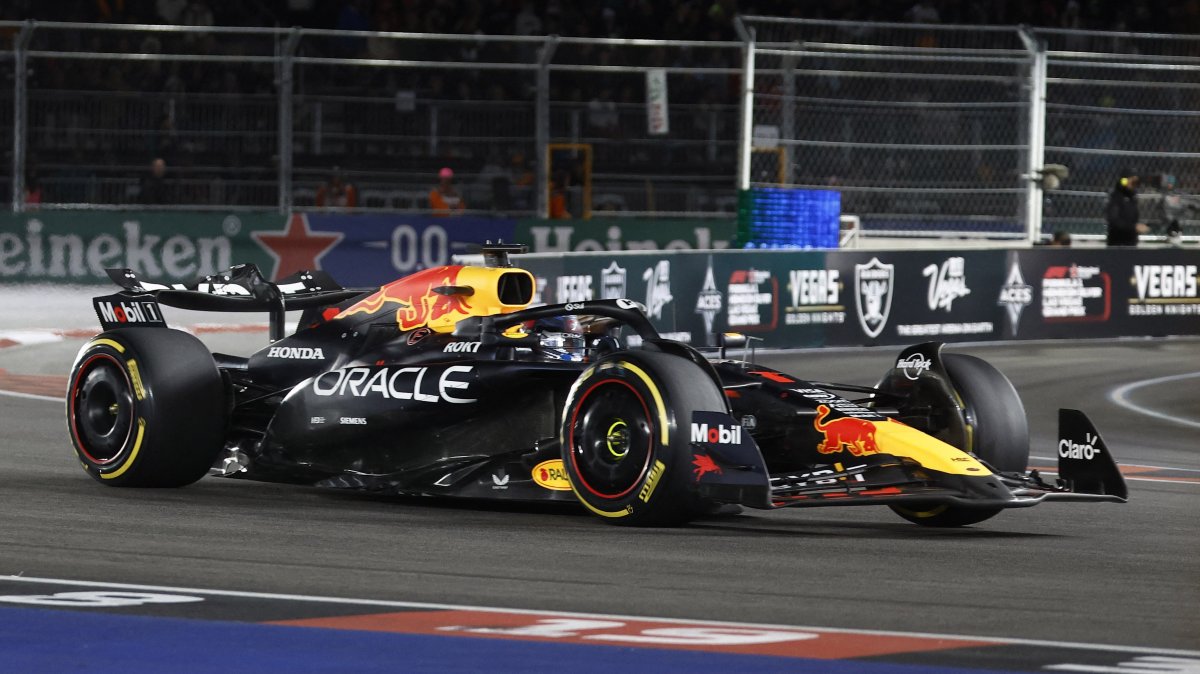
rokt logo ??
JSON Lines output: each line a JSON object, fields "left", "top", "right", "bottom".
{"left": 443, "top": 341, "right": 481, "bottom": 353}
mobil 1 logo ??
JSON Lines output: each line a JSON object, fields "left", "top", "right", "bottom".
{"left": 93, "top": 295, "right": 167, "bottom": 330}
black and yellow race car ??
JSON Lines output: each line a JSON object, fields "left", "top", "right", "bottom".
{"left": 66, "top": 245, "right": 1126, "bottom": 527}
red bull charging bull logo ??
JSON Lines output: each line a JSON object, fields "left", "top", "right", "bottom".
{"left": 337, "top": 266, "right": 474, "bottom": 332}
{"left": 814, "top": 404, "right": 880, "bottom": 456}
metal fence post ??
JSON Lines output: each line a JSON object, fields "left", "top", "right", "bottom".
{"left": 734, "top": 20, "right": 755, "bottom": 191}
{"left": 11, "top": 20, "right": 34, "bottom": 213}
{"left": 535, "top": 36, "right": 557, "bottom": 219}
{"left": 1019, "top": 27, "right": 1047, "bottom": 245}
{"left": 781, "top": 47, "right": 797, "bottom": 186}
{"left": 277, "top": 27, "right": 300, "bottom": 214}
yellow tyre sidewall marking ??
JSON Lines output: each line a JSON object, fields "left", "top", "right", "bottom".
{"left": 615, "top": 361, "right": 669, "bottom": 446}
{"left": 605, "top": 419, "right": 629, "bottom": 458}
{"left": 101, "top": 417, "right": 145, "bottom": 480}
{"left": 88, "top": 338, "right": 126, "bottom": 354}
{"left": 126, "top": 359, "right": 146, "bottom": 401}
{"left": 570, "top": 490, "right": 634, "bottom": 518}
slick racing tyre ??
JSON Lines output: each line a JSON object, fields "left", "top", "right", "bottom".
{"left": 941, "top": 353, "right": 1029, "bottom": 473}
{"left": 892, "top": 353, "right": 1028, "bottom": 528}
{"left": 561, "top": 350, "right": 727, "bottom": 527}
{"left": 67, "top": 328, "right": 227, "bottom": 487}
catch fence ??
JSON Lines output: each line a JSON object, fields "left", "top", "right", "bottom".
{"left": 2, "top": 19, "right": 1197, "bottom": 241}
{"left": 737, "top": 16, "right": 1200, "bottom": 242}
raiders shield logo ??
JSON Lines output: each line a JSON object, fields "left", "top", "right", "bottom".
{"left": 855, "top": 257, "right": 894, "bottom": 339}
{"left": 600, "top": 261, "right": 627, "bottom": 300}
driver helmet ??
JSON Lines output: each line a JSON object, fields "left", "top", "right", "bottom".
{"left": 529, "top": 316, "right": 585, "bottom": 362}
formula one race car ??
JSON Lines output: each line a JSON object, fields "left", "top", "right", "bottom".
{"left": 66, "top": 245, "right": 1127, "bottom": 527}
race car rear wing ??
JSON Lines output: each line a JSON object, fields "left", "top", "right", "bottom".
{"left": 95, "top": 263, "right": 367, "bottom": 340}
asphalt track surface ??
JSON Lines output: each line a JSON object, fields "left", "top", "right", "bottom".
{"left": 1, "top": 328, "right": 1198, "bottom": 670}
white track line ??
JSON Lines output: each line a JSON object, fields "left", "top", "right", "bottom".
{"left": 0, "top": 389, "right": 62, "bottom": 403}
{"left": 0, "top": 575, "right": 1196, "bottom": 658}
{"left": 1109, "top": 372, "right": 1200, "bottom": 430}
{"left": 1029, "top": 457, "right": 1200, "bottom": 486}
{"left": 1031, "top": 457, "right": 1200, "bottom": 474}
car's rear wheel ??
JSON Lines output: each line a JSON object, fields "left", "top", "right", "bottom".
{"left": 562, "top": 350, "right": 726, "bottom": 526}
{"left": 67, "top": 328, "right": 227, "bottom": 487}
{"left": 891, "top": 353, "right": 1028, "bottom": 528}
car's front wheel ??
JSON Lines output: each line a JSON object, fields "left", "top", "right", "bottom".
{"left": 890, "top": 352, "right": 1028, "bottom": 527}
{"left": 561, "top": 350, "right": 726, "bottom": 526}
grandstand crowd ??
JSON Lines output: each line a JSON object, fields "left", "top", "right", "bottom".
{"left": 1, "top": 1, "right": 1195, "bottom": 212}
{"left": 4, "top": 0, "right": 1200, "bottom": 37}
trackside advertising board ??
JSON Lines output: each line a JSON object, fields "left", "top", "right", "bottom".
{"left": 0, "top": 212, "right": 275, "bottom": 284}
{"left": 0, "top": 212, "right": 517, "bottom": 286}
{"left": 0, "top": 213, "right": 734, "bottom": 286}
{"left": 516, "top": 248, "right": 1200, "bottom": 347}
{"left": 1, "top": 211, "right": 1194, "bottom": 346}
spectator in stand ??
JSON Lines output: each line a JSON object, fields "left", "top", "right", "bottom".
{"left": 509, "top": 152, "right": 535, "bottom": 210}
{"left": 155, "top": 0, "right": 187, "bottom": 23}
{"left": 1049, "top": 230, "right": 1072, "bottom": 247}
{"left": 549, "top": 170, "right": 571, "bottom": 219}
{"left": 429, "top": 167, "right": 466, "bottom": 216}
{"left": 1105, "top": 167, "right": 1149, "bottom": 246}
{"left": 316, "top": 169, "right": 358, "bottom": 209}
{"left": 140, "top": 157, "right": 171, "bottom": 205}
{"left": 24, "top": 170, "right": 42, "bottom": 208}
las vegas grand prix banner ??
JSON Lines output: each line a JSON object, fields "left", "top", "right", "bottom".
{"left": 515, "top": 248, "right": 1200, "bottom": 347}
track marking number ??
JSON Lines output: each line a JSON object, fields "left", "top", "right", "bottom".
{"left": 0, "top": 591, "right": 204, "bottom": 607}
{"left": 438, "top": 618, "right": 817, "bottom": 646}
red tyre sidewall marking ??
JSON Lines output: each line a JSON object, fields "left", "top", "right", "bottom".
{"left": 568, "top": 377, "right": 653, "bottom": 500}
{"left": 69, "top": 352, "right": 135, "bottom": 467}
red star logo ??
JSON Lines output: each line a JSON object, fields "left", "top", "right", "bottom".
{"left": 252, "top": 213, "right": 342, "bottom": 280}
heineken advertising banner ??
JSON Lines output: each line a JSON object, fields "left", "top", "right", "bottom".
{"left": 0, "top": 211, "right": 516, "bottom": 286}
{"left": 0, "top": 212, "right": 732, "bottom": 285}
{"left": 302, "top": 213, "right": 514, "bottom": 287}
{"left": 0, "top": 211, "right": 275, "bottom": 284}
{"left": 515, "top": 218, "right": 736, "bottom": 253}
{"left": 517, "top": 248, "right": 1200, "bottom": 347}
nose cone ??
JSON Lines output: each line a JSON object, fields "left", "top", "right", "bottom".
{"left": 872, "top": 421, "right": 992, "bottom": 477}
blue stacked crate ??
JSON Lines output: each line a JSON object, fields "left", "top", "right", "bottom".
{"left": 735, "top": 188, "right": 841, "bottom": 249}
